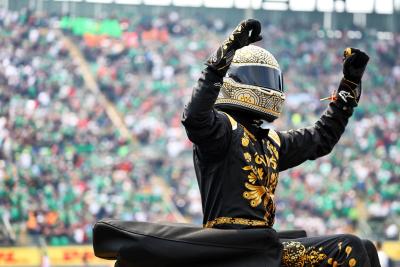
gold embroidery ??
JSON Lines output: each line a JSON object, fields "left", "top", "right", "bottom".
{"left": 263, "top": 195, "right": 272, "bottom": 221}
{"left": 240, "top": 127, "right": 281, "bottom": 227}
{"left": 204, "top": 216, "right": 268, "bottom": 228}
{"left": 255, "top": 153, "right": 267, "bottom": 166}
{"left": 345, "top": 246, "right": 352, "bottom": 256}
{"left": 322, "top": 243, "right": 358, "bottom": 267}
{"left": 308, "top": 248, "right": 327, "bottom": 265}
{"left": 256, "top": 167, "right": 264, "bottom": 180}
{"left": 268, "top": 129, "right": 281, "bottom": 147}
{"left": 282, "top": 242, "right": 306, "bottom": 267}
{"left": 243, "top": 182, "right": 266, "bottom": 207}
{"left": 243, "top": 152, "right": 252, "bottom": 162}
{"left": 243, "top": 166, "right": 258, "bottom": 184}
{"left": 247, "top": 172, "right": 258, "bottom": 184}
{"left": 349, "top": 258, "right": 357, "bottom": 267}
{"left": 270, "top": 156, "right": 277, "bottom": 170}
{"left": 242, "top": 136, "right": 250, "bottom": 147}
{"left": 267, "top": 141, "right": 279, "bottom": 160}
{"left": 242, "top": 166, "right": 252, "bottom": 171}
{"left": 270, "top": 172, "right": 278, "bottom": 189}
{"left": 243, "top": 127, "right": 256, "bottom": 141}
{"left": 238, "top": 92, "right": 256, "bottom": 104}
{"left": 282, "top": 242, "right": 327, "bottom": 267}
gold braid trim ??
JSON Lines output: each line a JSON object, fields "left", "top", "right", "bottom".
{"left": 243, "top": 127, "right": 256, "bottom": 141}
{"left": 268, "top": 129, "right": 281, "bottom": 147}
{"left": 204, "top": 217, "right": 269, "bottom": 228}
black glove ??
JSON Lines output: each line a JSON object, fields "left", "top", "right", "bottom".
{"left": 343, "top": 47, "right": 369, "bottom": 83}
{"left": 335, "top": 48, "right": 369, "bottom": 108}
{"left": 206, "top": 19, "right": 262, "bottom": 77}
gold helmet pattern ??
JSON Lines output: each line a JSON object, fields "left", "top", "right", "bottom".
{"left": 215, "top": 45, "right": 285, "bottom": 122}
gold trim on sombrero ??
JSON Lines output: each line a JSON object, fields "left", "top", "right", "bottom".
{"left": 232, "top": 45, "right": 280, "bottom": 69}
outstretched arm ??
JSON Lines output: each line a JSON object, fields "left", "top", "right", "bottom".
{"left": 182, "top": 19, "right": 262, "bottom": 159}
{"left": 278, "top": 48, "right": 369, "bottom": 171}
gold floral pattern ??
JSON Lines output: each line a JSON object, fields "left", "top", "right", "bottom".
{"left": 243, "top": 182, "right": 267, "bottom": 207}
{"left": 267, "top": 141, "right": 279, "bottom": 160}
{"left": 242, "top": 136, "right": 250, "bottom": 147}
{"left": 255, "top": 153, "right": 267, "bottom": 166}
{"left": 269, "top": 172, "right": 278, "bottom": 189}
{"left": 281, "top": 241, "right": 359, "bottom": 267}
{"left": 244, "top": 152, "right": 252, "bottom": 162}
{"left": 242, "top": 166, "right": 258, "bottom": 184}
{"left": 247, "top": 172, "right": 258, "bottom": 184}
{"left": 240, "top": 126, "right": 280, "bottom": 226}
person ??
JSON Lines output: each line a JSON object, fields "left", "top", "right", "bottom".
{"left": 181, "top": 19, "right": 379, "bottom": 266}
{"left": 93, "top": 19, "right": 379, "bottom": 267}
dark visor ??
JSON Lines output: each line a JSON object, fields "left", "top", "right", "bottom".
{"left": 227, "top": 65, "right": 284, "bottom": 92}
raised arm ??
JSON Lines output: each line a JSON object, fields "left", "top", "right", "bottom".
{"left": 278, "top": 48, "right": 370, "bottom": 172}
{"left": 182, "top": 19, "right": 262, "bottom": 158}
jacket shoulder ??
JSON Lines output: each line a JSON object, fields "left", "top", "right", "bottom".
{"left": 219, "top": 111, "right": 238, "bottom": 130}
{"left": 267, "top": 129, "right": 281, "bottom": 148}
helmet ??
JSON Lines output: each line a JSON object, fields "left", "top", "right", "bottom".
{"left": 215, "top": 45, "right": 285, "bottom": 122}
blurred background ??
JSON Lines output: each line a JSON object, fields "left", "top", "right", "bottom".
{"left": 0, "top": 0, "right": 399, "bottom": 266}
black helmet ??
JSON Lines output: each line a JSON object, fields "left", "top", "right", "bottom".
{"left": 215, "top": 45, "right": 285, "bottom": 122}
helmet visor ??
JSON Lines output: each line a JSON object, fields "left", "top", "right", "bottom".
{"left": 227, "top": 64, "right": 284, "bottom": 93}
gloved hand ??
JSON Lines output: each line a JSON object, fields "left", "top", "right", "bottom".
{"left": 343, "top": 47, "right": 369, "bottom": 83}
{"left": 206, "top": 19, "right": 262, "bottom": 77}
{"left": 336, "top": 48, "right": 369, "bottom": 107}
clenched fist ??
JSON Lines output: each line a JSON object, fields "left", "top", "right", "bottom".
{"left": 343, "top": 47, "right": 369, "bottom": 83}
{"left": 336, "top": 48, "right": 370, "bottom": 107}
{"left": 206, "top": 19, "right": 262, "bottom": 77}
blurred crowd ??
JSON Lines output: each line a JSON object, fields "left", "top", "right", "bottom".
{"left": 0, "top": 9, "right": 173, "bottom": 246}
{"left": 0, "top": 9, "right": 399, "bottom": 245}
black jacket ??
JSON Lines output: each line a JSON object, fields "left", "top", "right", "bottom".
{"left": 182, "top": 66, "right": 353, "bottom": 229}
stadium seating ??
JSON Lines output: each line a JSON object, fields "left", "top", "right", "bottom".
{"left": 0, "top": 9, "right": 399, "bottom": 245}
